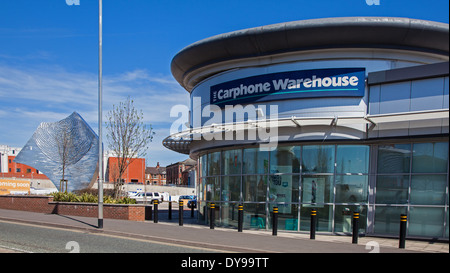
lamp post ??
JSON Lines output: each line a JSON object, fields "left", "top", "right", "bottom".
{"left": 97, "top": 0, "right": 104, "bottom": 229}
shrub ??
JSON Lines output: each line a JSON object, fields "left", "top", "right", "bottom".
{"left": 50, "top": 191, "right": 136, "bottom": 204}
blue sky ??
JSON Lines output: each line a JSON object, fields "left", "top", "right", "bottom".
{"left": 0, "top": 0, "right": 448, "bottom": 167}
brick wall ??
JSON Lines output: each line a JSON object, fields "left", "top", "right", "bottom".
{"left": 0, "top": 195, "right": 55, "bottom": 214}
{"left": 0, "top": 195, "right": 146, "bottom": 221}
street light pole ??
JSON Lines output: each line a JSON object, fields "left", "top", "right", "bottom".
{"left": 97, "top": 0, "right": 104, "bottom": 229}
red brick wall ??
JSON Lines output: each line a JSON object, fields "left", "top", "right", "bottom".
{"left": 0, "top": 195, "right": 146, "bottom": 221}
{"left": 0, "top": 195, "right": 55, "bottom": 213}
{"left": 108, "top": 157, "right": 145, "bottom": 184}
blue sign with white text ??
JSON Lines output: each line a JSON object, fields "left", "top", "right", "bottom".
{"left": 210, "top": 68, "right": 366, "bottom": 107}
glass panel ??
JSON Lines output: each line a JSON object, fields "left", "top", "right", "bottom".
{"left": 334, "top": 205, "right": 367, "bottom": 233}
{"left": 219, "top": 203, "right": 240, "bottom": 228}
{"left": 205, "top": 177, "right": 220, "bottom": 201}
{"left": 336, "top": 145, "right": 369, "bottom": 174}
{"left": 222, "top": 149, "right": 241, "bottom": 175}
{"left": 243, "top": 148, "right": 269, "bottom": 174}
{"left": 243, "top": 203, "right": 267, "bottom": 229}
{"left": 302, "top": 145, "right": 335, "bottom": 173}
{"left": 301, "top": 175, "right": 334, "bottom": 204}
{"left": 199, "top": 178, "right": 206, "bottom": 201}
{"left": 268, "top": 204, "right": 299, "bottom": 231}
{"left": 374, "top": 206, "right": 407, "bottom": 235}
{"left": 335, "top": 175, "right": 368, "bottom": 203}
{"left": 207, "top": 152, "right": 221, "bottom": 176}
{"left": 243, "top": 175, "right": 267, "bottom": 202}
{"left": 375, "top": 175, "right": 409, "bottom": 204}
{"left": 268, "top": 174, "right": 299, "bottom": 205}
{"left": 412, "top": 142, "right": 448, "bottom": 173}
{"left": 446, "top": 209, "right": 449, "bottom": 239}
{"left": 409, "top": 207, "right": 445, "bottom": 238}
{"left": 410, "top": 175, "right": 447, "bottom": 205}
{"left": 377, "top": 144, "right": 411, "bottom": 173}
{"left": 197, "top": 201, "right": 207, "bottom": 221}
{"left": 200, "top": 155, "right": 207, "bottom": 177}
{"left": 270, "top": 146, "right": 300, "bottom": 173}
{"left": 300, "top": 204, "right": 333, "bottom": 232}
{"left": 221, "top": 176, "right": 241, "bottom": 202}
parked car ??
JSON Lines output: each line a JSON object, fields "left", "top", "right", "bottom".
{"left": 178, "top": 195, "right": 196, "bottom": 206}
{"left": 132, "top": 192, "right": 163, "bottom": 204}
{"left": 187, "top": 196, "right": 197, "bottom": 209}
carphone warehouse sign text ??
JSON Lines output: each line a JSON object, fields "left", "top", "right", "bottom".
{"left": 210, "top": 68, "right": 365, "bottom": 106}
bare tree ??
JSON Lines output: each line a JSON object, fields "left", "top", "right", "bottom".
{"left": 54, "top": 122, "right": 92, "bottom": 192}
{"left": 106, "top": 97, "right": 155, "bottom": 198}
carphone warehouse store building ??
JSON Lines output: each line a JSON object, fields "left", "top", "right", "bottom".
{"left": 164, "top": 17, "right": 449, "bottom": 239}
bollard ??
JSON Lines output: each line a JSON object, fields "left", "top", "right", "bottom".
{"left": 168, "top": 201, "right": 172, "bottom": 220}
{"left": 399, "top": 214, "right": 407, "bottom": 249}
{"left": 210, "top": 203, "right": 215, "bottom": 229}
{"left": 352, "top": 211, "right": 359, "bottom": 244}
{"left": 310, "top": 209, "right": 317, "bottom": 240}
{"left": 145, "top": 205, "right": 152, "bottom": 221}
{"left": 272, "top": 207, "right": 278, "bottom": 236}
{"left": 191, "top": 202, "right": 195, "bottom": 218}
{"left": 238, "top": 204, "right": 243, "bottom": 232}
{"left": 179, "top": 201, "right": 184, "bottom": 226}
{"left": 153, "top": 200, "right": 159, "bottom": 223}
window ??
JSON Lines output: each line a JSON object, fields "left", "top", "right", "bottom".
{"left": 410, "top": 175, "right": 447, "bottom": 205}
{"left": 412, "top": 142, "right": 448, "bottom": 173}
{"left": 243, "top": 175, "right": 267, "bottom": 202}
{"left": 207, "top": 152, "right": 220, "bottom": 176}
{"left": 243, "top": 148, "right": 268, "bottom": 174}
{"left": 270, "top": 146, "right": 300, "bottom": 174}
{"left": 221, "top": 176, "right": 241, "bottom": 202}
{"left": 222, "top": 149, "right": 241, "bottom": 175}
{"left": 336, "top": 145, "right": 369, "bottom": 174}
{"left": 301, "top": 175, "right": 334, "bottom": 204}
{"left": 335, "top": 175, "right": 368, "bottom": 203}
{"left": 269, "top": 174, "right": 299, "bottom": 204}
{"left": 375, "top": 175, "right": 409, "bottom": 204}
{"left": 302, "top": 145, "right": 335, "bottom": 173}
{"left": 377, "top": 144, "right": 411, "bottom": 173}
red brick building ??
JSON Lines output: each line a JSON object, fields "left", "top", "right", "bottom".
{"left": 107, "top": 157, "right": 145, "bottom": 184}
{"left": 166, "top": 158, "right": 196, "bottom": 186}
{"left": 145, "top": 162, "right": 166, "bottom": 185}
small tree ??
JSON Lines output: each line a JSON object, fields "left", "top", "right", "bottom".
{"left": 106, "top": 97, "right": 155, "bottom": 198}
{"left": 54, "top": 123, "right": 90, "bottom": 192}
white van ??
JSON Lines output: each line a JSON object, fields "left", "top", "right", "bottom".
{"left": 132, "top": 192, "right": 163, "bottom": 204}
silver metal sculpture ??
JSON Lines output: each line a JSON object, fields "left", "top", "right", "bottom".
{"left": 15, "top": 112, "right": 99, "bottom": 192}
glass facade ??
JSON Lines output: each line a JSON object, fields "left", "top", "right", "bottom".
{"left": 198, "top": 141, "right": 449, "bottom": 239}
{"left": 374, "top": 142, "right": 449, "bottom": 238}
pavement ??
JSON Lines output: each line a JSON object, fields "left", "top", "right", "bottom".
{"left": 0, "top": 207, "right": 448, "bottom": 253}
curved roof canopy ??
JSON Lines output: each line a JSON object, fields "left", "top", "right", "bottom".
{"left": 171, "top": 17, "right": 449, "bottom": 91}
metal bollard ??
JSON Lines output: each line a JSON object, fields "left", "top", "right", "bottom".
{"left": 310, "top": 209, "right": 317, "bottom": 240}
{"left": 191, "top": 202, "right": 195, "bottom": 218}
{"left": 179, "top": 201, "right": 184, "bottom": 226}
{"left": 210, "top": 203, "right": 215, "bottom": 229}
{"left": 352, "top": 211, "right": 359, "bottom": 244}
{"left": 145, "top": 205, "right": 152, "bottom": 221}
{"left": 168, "top": 201, "right": 172, "bottom": 220}
{"left": 238, "top": 204, "right": 243, "bottom": 232}
{"left": 272, "top": 207, "right": 278, "bottom": 236}
{"left": 399, "top": 214, "right": 407, "bottom": 249}
{"left": 153, "top": 200, "right": 159, "bottom": 223}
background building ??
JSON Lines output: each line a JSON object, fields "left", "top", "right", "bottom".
{"left": 164, "top": 17, "right": 449, "bottom": 239}
{"left": 106, "top": 157, "right": 146, "bottom": 184}
{"left": 145, "top": 162, "right": 166, "bottom": 185}
{"left": 166, "top": 158, "right": 196, "bottom": 186}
